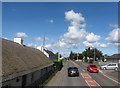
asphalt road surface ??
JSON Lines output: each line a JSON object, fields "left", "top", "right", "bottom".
{"left": 46, "top": 60, "right": 119, "bottom": 88}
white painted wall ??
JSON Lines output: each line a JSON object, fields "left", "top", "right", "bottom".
{"left": 2, "top": 65, "right": 53, "bottom": 87}
{"left": 14, "top": 38, "right": 23, "bottom": 45}
{"left": 36, "top": 46, "right": 49, "bottom": 58}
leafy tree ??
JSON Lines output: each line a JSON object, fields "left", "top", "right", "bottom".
{"left": 78, "top": 53, "right": 83, "bottom": 60}
{"left": 82, "top": 47, "right": 103, "bottom": 62}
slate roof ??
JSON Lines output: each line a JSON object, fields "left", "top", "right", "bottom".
{"left": 106, "top": 54, "right": 120, "bottom": 59}
{"left": 44, "top": 49, "right": 57, "bottom": 60}
{"left": 2, "top": 38, "right": 53, "bottom": 82}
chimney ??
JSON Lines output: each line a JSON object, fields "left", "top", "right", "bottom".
{"left": 14, "top": 38, "right": 23, "bottom": 45}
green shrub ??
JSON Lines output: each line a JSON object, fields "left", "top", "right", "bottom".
{"left": 53, "top": 60, "right": 63, "bottom": 71}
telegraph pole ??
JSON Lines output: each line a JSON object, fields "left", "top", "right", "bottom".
{"left": 43, "top": 35, "right": 45, "bottom": 47}
{"left": 42, "top": 35, "right": 45, "bottom": 53}
{"left": 93, "top": 47, "right": 95, "bottom": 63}
{"left": 58, "top": 39, "right": 60, "bottom": 60}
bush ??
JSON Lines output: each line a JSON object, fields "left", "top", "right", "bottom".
{"left": 53, "top": 60, "right": 63, "bottom": 71}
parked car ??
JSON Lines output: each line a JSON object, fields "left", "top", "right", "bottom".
{"left": 87, "top": 64, "right": 99, "bottom": 73}
{"left": 100, "top": 63, "right": 118, "bottom": 70}
{"left": 68, "top": 67, "right": 79, "bottom": 77}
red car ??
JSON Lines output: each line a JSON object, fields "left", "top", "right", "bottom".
{"left": 87, "top": 64, "right": 99, "bottom": 73}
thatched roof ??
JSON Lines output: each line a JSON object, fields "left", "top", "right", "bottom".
{"left": 2, "top": 38, "right": 53, "bottom": 82}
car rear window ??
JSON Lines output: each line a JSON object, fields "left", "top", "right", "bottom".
{"left": 69, "top": 68, "right": 78, "bottom": 71}
{"left": 90, "top": 65, "right": 97, "bottom": 68}
{"left": 68, "top": 67, "right": 78, "bottom": 70}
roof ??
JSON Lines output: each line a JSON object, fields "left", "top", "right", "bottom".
{"left": 2, "top": 38, "right": 53, "bottom": 82}
{"left": 44, "top": 49, "right": 57, "bottom": 60}
{"left": 106, "top": 54, "right": 120, "bottom": 59}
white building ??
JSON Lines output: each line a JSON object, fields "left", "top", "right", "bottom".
{"left": 37, "top": 46, "right": 49, "bottom": 58}
{"left": 14, "top": 38, "right": 23, "bottom": 45}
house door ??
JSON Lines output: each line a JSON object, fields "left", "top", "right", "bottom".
{"left": 22, "top": 75, "right": 27, "bottom": 88}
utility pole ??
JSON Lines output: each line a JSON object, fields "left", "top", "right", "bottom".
{"left": 42, "top": 35, "right": 45, "bottom": 53}
{"left": 77, "top": 52, "right": 79, "bottom": 61}
{"left": 58, "top": 39, "right": 60, "bottom": 60}
{"left": 43, "top": 35, "right": 45, "bottom": 48}
{"left": 93, "top": 47, "right": 95, "bottom": 63}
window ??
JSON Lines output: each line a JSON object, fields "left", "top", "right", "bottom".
{"left": 111, "top": 64, "right": 116, "bottom": 66}
{"left": 2, "top": 85, "right": 9, "bottom": 88}
{"left": 108, "top": 64, "right": 112, "bottom": 66}
{"left": 31, "top": 73, "right": 34, "bottom": 82}
{"left": 16, "top": 78, "right": 20, "bottom": 82}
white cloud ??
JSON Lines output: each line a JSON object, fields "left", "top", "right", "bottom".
{"left": 45, "top": 44, "right": 52, "bottom": 49}
{"left": 49, "top": 20, "right": 54, "bottom": 23}
{"left": 100, "top": 44, "right": 108, "bottom": 48}
{"left": 83, "top": 41, "right": 108, "bottom": 48}
{"left": 65, "top": 10, "right": 85, "bottom": 24}
{"left": 27, "top": 43, "right": 33, "bottom": 47}
{"left": 27, "top": 43, "right": 37, "bottom": 48}
{"left": 34, "top": 36, "right": 49, "bottom": 42}
{"left": 15, "top": 32, "right": 28, "bottom": 38}
{"left": 58, "top": 10, "right": 87, "bottom": 49}
{"left": 2, "top": 37, "right": 8, "bottom": 39}
{"left": 86, "top": 33, "right": 101, "bottom": 43}
{"left": 34, "top": 37, "right": 42, "bottom": 41}
{"left": 115, "top": 43, "right": 120, "bottom": 46}
{"left": 109, "top": 24, "right": 118, "bottom": 28}
{"left": 106, "top": 28, "right": 120, "bottom": 43}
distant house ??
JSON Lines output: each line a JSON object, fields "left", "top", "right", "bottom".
{"left": 105, "top": 54, "right": 120, "bottom": 63}
{"left": 2, "top": 38, "right": 54, "bottom": 87}
{"left": 44, "top": 49, "right": 57, "bottom": 60}
{"left": 37, "top": 46, "right": 57, "bottom": 60}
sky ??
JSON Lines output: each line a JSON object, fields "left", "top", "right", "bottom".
{"left": 2, "top": 2, "right": 119, "bottom": 56}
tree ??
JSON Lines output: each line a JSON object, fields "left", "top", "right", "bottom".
{"left": 69, "top": 51, "right": 77, "bottom": 60}
{"left": 78, "top": 53, "right": 83, "bottom": 60}
{"left": 82, "top": 47, "right": 103, "bottom": 62}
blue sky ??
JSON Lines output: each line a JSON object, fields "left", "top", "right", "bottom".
{"left": 2, "top": 2, "right": 119, "bottom": 56}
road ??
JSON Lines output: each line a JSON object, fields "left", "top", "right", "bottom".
{"left": 46, "top": 60, "right": 119, "bottom": 87}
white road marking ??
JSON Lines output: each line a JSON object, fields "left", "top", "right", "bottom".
{"left": 85, "top": 80, "right": 91, "bottom": 87}
{"left": 99, "top": 70, "right": 103, "bottom": 73}
{"left": 81, "top": 73, "right": 84, "bottom": 78}
{"left": 93, "top": 80, "right": 101, "bottom": 87}
{"left": 82, "top": 69, "right": 85, "bottom": 72}
{"left": 99, "top": 70, "right": 120, "bottom": 84}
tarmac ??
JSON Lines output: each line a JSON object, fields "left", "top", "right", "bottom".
{"left": 99, "top": 69, "right": 120, "bottom": 84}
